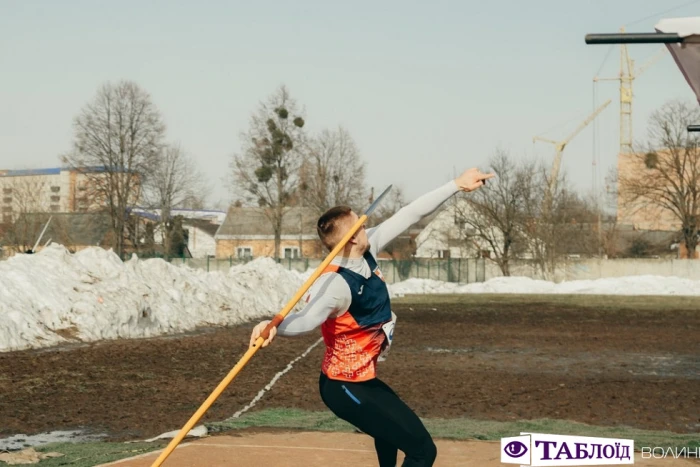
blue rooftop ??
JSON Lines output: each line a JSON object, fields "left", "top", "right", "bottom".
{"left": 1, "top": 167, "right": 62, "bottom": 176}
{"left": 0, "top": 166, "right": 137, "bottom": 177}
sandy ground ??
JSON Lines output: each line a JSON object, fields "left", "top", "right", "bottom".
{"left": 102, "top": 432, "right": 700, "bottom": 467}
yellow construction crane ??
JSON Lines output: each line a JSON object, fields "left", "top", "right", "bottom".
{"left": 534, "top": 99, "right": 612, "bottom": 201}
{"left": 594, "top": 27, "right": 667, "bottom": 155}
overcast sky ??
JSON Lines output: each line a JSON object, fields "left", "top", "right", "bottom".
{"left": 1, "top": 0, "right": 698, "bottom": 208}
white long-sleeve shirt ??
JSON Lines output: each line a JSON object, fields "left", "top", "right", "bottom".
{"left": 276, "top": 180, "right": 460, "bottom": 336}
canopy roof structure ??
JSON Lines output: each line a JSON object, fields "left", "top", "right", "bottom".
{"left": 586, "top": 17, "right": 700, "bottom": 130}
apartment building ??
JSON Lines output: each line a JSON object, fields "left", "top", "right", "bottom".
{"left": 0, "top": 167, "right": 139, "bottom": 223}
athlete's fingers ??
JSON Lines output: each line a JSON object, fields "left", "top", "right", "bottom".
{"left": 250, "top": 320, "right": 270, "bottom": 347}
{"left": 261, "top": 327, "right": 277, "bottom": 347}
{"left": 469, "top": 172, "right": 495, "bottom": 190}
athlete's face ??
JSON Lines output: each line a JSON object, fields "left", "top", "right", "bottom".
{"left": 341, "top": 211, "right": 369, "bottom": 253}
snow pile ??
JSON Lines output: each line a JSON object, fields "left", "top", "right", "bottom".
{"left": 0, "top": 244, "right": 305, "bottom": 352}
{"left": 387, "top": 275, "right": 700, "bottom": 297}
{"left": 3, "top": 245, "right": 699, "bottom": 353}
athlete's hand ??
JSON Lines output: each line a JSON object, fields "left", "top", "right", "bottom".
{"left": 249, "top": 320, "right": 276, "bottom": 348}
{"left": 455, "top": 168, "right": 495, "bottom": 192}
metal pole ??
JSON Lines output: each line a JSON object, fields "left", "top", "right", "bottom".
{"left": 32, "top": 216, "right": 52, "bottom": 252}
{"left": 585, "top": 33, "right": 682, "bottom": 44}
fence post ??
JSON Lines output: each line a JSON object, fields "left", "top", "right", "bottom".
{"left": 437, "top": 260, "right": 440, "bottom": 281}
{"left": 428, "top": 260, "right": 431, "bottom": 280}
{"left": 229, "top": 255, "right": 232, "bottom": 268}
{"left": 206, "top": 255, "right": 210, "bottom": 272}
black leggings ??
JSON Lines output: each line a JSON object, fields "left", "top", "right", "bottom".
{"left": 319, "top": 373, "right": 437, "bottom": 467}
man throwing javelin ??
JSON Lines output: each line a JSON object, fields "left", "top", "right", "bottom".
{"left": 249, "top": 167, "right": 494, "bottom": 467}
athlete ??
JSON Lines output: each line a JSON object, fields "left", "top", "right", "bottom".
{"left": 249, "top": 167, "right": 494, "bottom": 467}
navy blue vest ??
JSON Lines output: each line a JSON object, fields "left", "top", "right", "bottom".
{"left": 335, "top": 251, "right": 392, "bottom": 327}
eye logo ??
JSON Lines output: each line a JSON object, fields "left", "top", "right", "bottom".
{"left": 503, "top": 441, "right": 528, "bottom": 458}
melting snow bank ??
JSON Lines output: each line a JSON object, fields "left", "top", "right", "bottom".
{"left": 0, "top": 430, "right": 106, "bottom": 451}
{"left": 387, "top": 276, "right": 700, "bottom": 297}
{"left": 2, "top": 245, "right": 699, "bottom": 353}
{"left": 0, "top": 245, "right": 305, "bottom": 352}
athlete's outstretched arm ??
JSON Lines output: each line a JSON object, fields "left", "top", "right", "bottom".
{"left": 367, "top": 168, "right": 494, "bottom": 255}
{"left": 367, "top": 180, "right": 458, "bottom": 255}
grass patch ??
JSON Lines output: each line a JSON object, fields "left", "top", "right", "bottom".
{"left": 208, "top": 407, "right": 355, "bottom": 433}
{"left": 207, "top": 408, "right": 700, "bottom": 451}
{"left": 33, "top": 442, "right": 162, "bottom": 467}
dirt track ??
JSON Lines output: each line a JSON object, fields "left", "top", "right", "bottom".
{"left": 102, "top": 432, "right": 700, "bottom": 467}
{"left": 1, "top": 296, "right": 698, "bottom": 441}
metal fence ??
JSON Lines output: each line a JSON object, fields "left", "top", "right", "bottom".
{"left": 2, "top": 248, "right": 485, "bottom": 284}
{"left": 160, "top": 256, "right": 486, "bottom": 284}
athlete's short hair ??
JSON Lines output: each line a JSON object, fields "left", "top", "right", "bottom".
{"left": 317, "top": 206, "right": 353, "bottom": 251}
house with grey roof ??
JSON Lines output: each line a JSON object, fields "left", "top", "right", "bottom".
{"left": 214, "top": 206, "right": 323, "bottom": 259}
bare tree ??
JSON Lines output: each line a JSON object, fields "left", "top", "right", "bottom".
{"left": 620, "top": 100, "right": 700, "bottom": 258}
{"left": 179, "top": 192, "right": 208, "bottom": 210}
{"left": 10, "top": 177, "right": 50, "bottom": 217}
{"left": 559, "top": 192, "right": 601, "bottom": 255}
{"left": 143, "top": 143, "right": 209, "bottom": 250}
{"left": 521, "top": 165, "right": 589, "bottom": 279}
{"left": 1, "top": 177, "right": 51, "bottom": 252}
{"left": 231, "top": 85, "right": 306, "bottom": 259}
{"left": 300, "top": 126, "right": 368, "bottom": 214}
{"left": 62, "top": 81, "right": 165, "bottom": 257}
{"left": 453, "top": 150, "right": 535, "bottom": 276}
